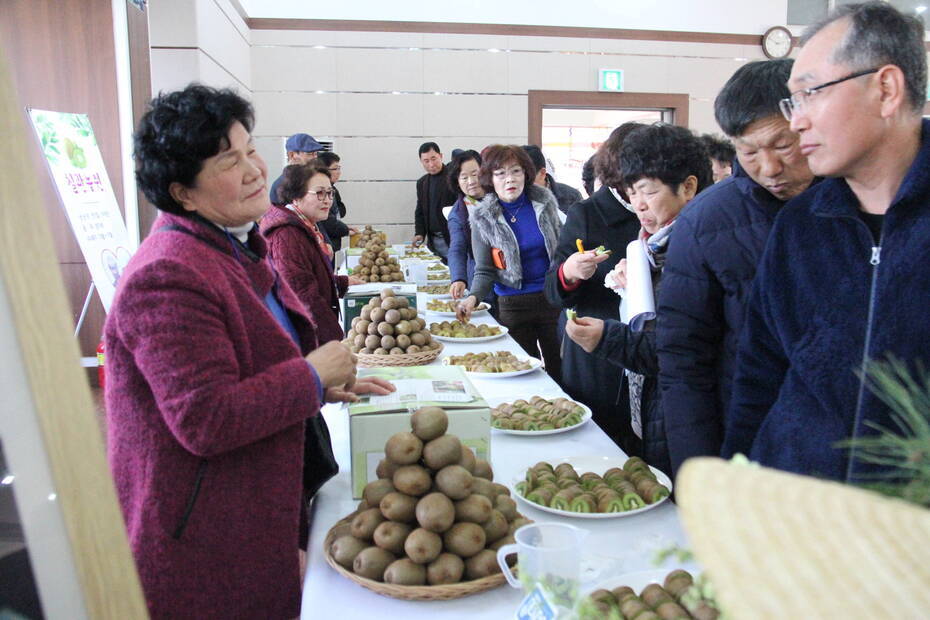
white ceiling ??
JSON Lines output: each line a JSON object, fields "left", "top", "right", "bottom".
{"left": 236, "top": 0, "right": 792, "bottom": 35}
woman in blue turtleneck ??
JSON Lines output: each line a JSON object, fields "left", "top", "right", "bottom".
{"left": 456, "top": 144, "right": 563, "bottom": 382}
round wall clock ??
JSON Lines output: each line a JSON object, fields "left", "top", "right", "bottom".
{"left": 761, "top": 26, "right": 793, "bottom": 59}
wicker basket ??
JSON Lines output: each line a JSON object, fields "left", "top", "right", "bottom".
{"left": 323, "top": 513, "right": 508, "bottom": 601}
{"left": 356, "top": 342, "right": 444, "bottom": 368}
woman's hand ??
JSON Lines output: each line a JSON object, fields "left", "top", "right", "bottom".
{"left": 605, "top": 258, "right": 628, "bottom": 292}
{"left": 562, "top": 250, "right": 611, "bottom": 284}
{"left": 347, "top": 275, "right": 364, "bottom": 286}
{"left": 412, "top": 235, "right": 424, "bottom": 247}
{"left": 456, "top": 295, "right": 477, "bottom": 322}
{"left": 449, "top": 281, "right": 467, "bottom": 299}
{"left": 306, "top": 341, "right": 356, "bottom": 390}
{"left": 565, "top": 316, "right": 605, "bottom": 353}
{"left": 325, "top": 377, "right": 395, "bottom": 403}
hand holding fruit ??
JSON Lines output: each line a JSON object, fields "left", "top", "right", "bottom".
{"left": 605, "top": 258, "right": 628, "bottom": 292}
{"left": 412, "top": 235, "right": 424, "bottom": 247}
{"left": 562, "top": 249, "right": 611, "bottom": 284}
{"left": 455, "top": 296, "right": 477, "bottom": 322}
{"left": 449, "top": 281, "right": 467, "bottom": 300}
{"left": 348, "top": 275, "right": 365, "bottom": 286}
{"left": 565, "top": 316, "right": 605, "bottom": 353}
{"left": 307, "top": 340, "right": 357, "bottom": 392}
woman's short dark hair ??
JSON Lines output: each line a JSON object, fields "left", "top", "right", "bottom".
{"left": 317, "top": 151, "right": 340, "bottom": 167}
{"left": 620, "top": 123, "right": 713, "bottom": 195}
{"left": 278, "top": 160, "right": 331, "bottom": 205}
{"left": 479, "top": 145, "right": 536, "bottom": 195}
{"left": 700, "top": 134, "right": 736, "bottom": 164}
{"left": 714, "top": 59, "right": 794, "bottom": 137}
{"left": 446, "top": 149, "right": 482, "bottom": 195}
{"left": 594, "top": 122, "right": 643, "bottom": 196}
{"left": 581, "top": 156, "right": 596, "bottom": 197}
{"left": 134, "top": 84, "right": 254, "bottom": 215}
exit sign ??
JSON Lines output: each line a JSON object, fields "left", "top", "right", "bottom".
{"left": 598, "top": 69, "right": 624, "bottom": 92}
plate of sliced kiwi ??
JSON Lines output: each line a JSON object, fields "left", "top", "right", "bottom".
{"left": 427, "top": 300, "right": 490, "bottom": 317}
{"left": 579, "top": 568, "right": 720, "bottom": 620}
{"left": 489, "top": 396, "right": 591, "bottom": 434}
{"left": 511, "top": 456, "right": 672, "bottom": 519}
{"left": 429, "top": 321, "right": 507, "bottom": 342}
{"left": 442, "top": 353, "right": 542, "bottom": 379}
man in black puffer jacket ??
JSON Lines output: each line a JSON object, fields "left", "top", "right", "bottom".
{"left": 656, "top": 60, "right": 816, "bottom": 478}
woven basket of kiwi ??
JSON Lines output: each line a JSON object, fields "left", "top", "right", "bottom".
{"left": 324, "top": 406, "right": 530, "bottom": 600}
{"left": 343, "top": 288, "right": 445, "bottom": 367}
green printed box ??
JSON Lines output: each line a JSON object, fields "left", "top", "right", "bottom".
{"left": 342, "top": 283, "right": 417, "bottom": 333}
{"left": 348, "top": 365, "right": 490, "bottom": 498}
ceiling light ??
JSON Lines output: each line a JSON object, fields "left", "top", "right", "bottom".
{"left": 313, "top": 45, "right": 326, "bottom": 49}
{"left": 409, "top": 47, "right": 420, "bottom": 51}
{"left": 1, "top": 475, "right": 13, "bottom": 485}
{"left": 315, "top": 90, "right": 325, "bottom": 94}
{"left": 392, "top": 91, "right": 401, "bottom": 95}
{"left": 48, "top": 493, "right": 57, "bottom": 501}
{"left": 488, "top": 48, "right": 500, "bottom": 53}
{"left": 916, "top": 5, "right": 927, "bottom": 13}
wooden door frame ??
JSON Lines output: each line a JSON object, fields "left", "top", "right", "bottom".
{"left": 528, "top": 90, "right": 691, "bottom": 146}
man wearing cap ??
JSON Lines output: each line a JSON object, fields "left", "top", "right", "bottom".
{"left": 724, "top": 2, "right": 930, "bottom": 482}
{"left": 270, "top": 133, "right": 324, "bottom": 206}
{"left": 522, "top": 144, "right": 582, "bottom": 215}
{"left": 656, "top": 59, "right": 815, "bottom": 479}
{"left": 412, "top": 142, "right": 457, "bottom": 259}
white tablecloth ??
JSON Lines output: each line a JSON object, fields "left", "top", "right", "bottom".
{"left": 301, "top": 308, "right": 691, "bottom": 619}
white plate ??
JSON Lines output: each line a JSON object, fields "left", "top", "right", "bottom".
{"left": 425, "top": 278, "right": 451, "bottom": 285}
{"left": 441, "top": 355, "right": 543, "bottom": 379}
{"left": 488, "top": 398, "right": 592, "bottom": 434}
{"left": 430, "top": 325, "right": 509, "bottom": 342}
{"left": 511, "top": 455, "right": 672, "bottom": 519}
{"left": 427, "top": 302, "right": 490, "bottom": 317}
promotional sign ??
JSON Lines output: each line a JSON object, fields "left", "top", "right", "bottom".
{"left": 28, "top": 109, "right": 133, "bottom": 312}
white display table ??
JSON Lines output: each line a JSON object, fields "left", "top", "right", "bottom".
{"left": 301, "top": 310, "right": 691, "bottom": 618}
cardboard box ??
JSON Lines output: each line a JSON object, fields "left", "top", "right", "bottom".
{"left": 342, "top": 283, "right": 417, "bottom": 333}
{"left": 348, "top": 365, "right": 491, "bottom": 498}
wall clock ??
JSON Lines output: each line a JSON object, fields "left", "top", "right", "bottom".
{"left": 762, "top": 26, "right": 793, "bottom": 59}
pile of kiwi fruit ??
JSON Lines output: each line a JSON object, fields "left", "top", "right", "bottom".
{"left": 328, "top": 406, "right": 531, "bottom": 587}
{"left": 354, "top": 224, "right": 385, "bottom": 247}
{"left": 343, "top": 288, "right": 442, "bottom": 356}
{"left": 354, "top": 237, "right": 404, "bottom": 283}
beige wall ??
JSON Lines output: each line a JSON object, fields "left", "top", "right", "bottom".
{"left": 149, "top": 12, "right": 776, "bottom": 242}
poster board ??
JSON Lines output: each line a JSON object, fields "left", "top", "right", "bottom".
{"left": 0, "top": 45, "right": 147, "bottom": 618}
{"left": 26, "top": 109, "right": 133, "bottom": 313}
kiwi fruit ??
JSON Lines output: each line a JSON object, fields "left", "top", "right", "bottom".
{"left": 353, "top": 333, "right": 366, "bottom": 348}
{"left": 443, "top": 522, "right": 486, "bottom": 558}
{"left": 481, "top": 509, "right": 509, "bottom": 544}
{"left": 415, "top": 492, "right": 455, "bottom": 533}
{"left": 365, "top": 334, "right": 381, "bottom": 350}
{"left": 404, "top": 528, "right": 443, "bottom": 564}
{"left": 367, "top": 321, "right": 380, "bottom": 335}
{"left": 464, "top": 549, "right": 501, "bottom": 580}
{"left": 384, "top": 432, "right": 423, "bottom": 465}
{"left": 377, "top": 322, "right": 394, "bottom": 336}
{"left": 352, "top": 546, "right": 396, "bottom": 581}
{"left": 395, "top": 320, "right": 412, "bottom": 336}
{"left": 393, "top": 464, "right": 432, "bottom": 496}
{"left": 488, "top": 534, "right": 515, "bottom": 553}
{"left": 457, "top": 445, "right": 477, "bottom": 473}
{"left": 508, "top": 517, "right": 532, "bottom": 536}
{"left": 454, "top": 493, "right": 493, "bottom": 524}
{"left": 380, "top": 288, "right": 395, "bottom": 299}
{"left": 434, "top": 465, "right": 474, "bottom": 500}
{"left": 406, "top": 345, "right": 421, "bottom": 354}
{"left": 376, "top": 458, "right": 398, "bottom": 480}
{"left": 390, "top": 347, "right": 404, "bottom": 355}
{"left": 362, "top": 479, "right": 395, "bottom": 507}
{"left": 379, "top": 491, "right": 418, "bottom": 523}
{"left": 422, "top": 435, "right": 463, "bottom": 470}
{"left": 473, "top": 458, "right": 493, "bottom": 480}
{"left": 409, "top": 332, "right": 427, "bottom": 347}
{"left": 380, "top": 334, "right": 396, "bottom": 350}
{"left": 373, "top": 347, "right": 389, "bottom": 355}
{"left": 360, "top": 307, "right": 372, "bottom": 321}
{"left": 395, "top": 333, "right": 412, "bottom": 349}
{"left": 384, "top": 309, "right": 401, "bottom": 324}
{"left": 370, "top": 308, "right": 386, "bottom": 323}
{"left": 380, "top": 297, "right": 396, "bottom": 310}
{"left": 357, "top": 499, "right": 370, "bottom": 512}
{"left": 350, "top": 508, "right": 386, "bottom": 541}
{"left": 426, "top": 553, "right": 465, "bottom": 585}
{"left": 494, "top": 495, "right": 518, "bottom": 522}
{"left": 410, "top": 406, "right": 449, "bottom": 441}
{"left": 471, "top": 477, "right": 496, "bottom": 501}
{"left": 492, "top": 483, "right": 511, "bottom": 498}
{"left": 330, "top": 535, "right": 368, "bottom": 569}
{"left": 373, "top": 521, "right": 412, "bottom": 555}
{"left": 330, "top": 522, "right": 353, "bottom": 540}
{"left": 384, "top": 558, "right": 427, "bottom": 585}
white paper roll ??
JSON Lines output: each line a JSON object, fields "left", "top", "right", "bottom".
{"left": 623, "top": 239, "right": 655, "bottom": 332}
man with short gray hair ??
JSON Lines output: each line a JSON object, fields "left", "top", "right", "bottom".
{"left": 724, "top": 2, "right": 930, "bottom": 481}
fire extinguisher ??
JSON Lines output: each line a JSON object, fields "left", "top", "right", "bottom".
{"left": 96, "top": 340, "right": 106, "bottom": 389}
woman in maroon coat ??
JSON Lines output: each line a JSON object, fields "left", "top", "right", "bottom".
{"left": 261, "top": 161, "right": 362, "bottom": 344}
{"left": 106, "top": 85, "right": 391, "bottom": 619}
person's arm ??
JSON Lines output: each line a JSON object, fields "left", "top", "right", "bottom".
{"left": 112, "top": 259, "right": 323, "bottom": 458}
{"left": 414, "top": 177, "right": 426, "bottom": 238}
{"left": 592, "top": 319, "right": 658, "bottom": 376}
{"left": 721, "top": 235, "right": 790, "bottom": 459}
{"left": 446, "top": 203, "right": 468, "bottom": 285}
{"left": 266, "top": 227, "right": 337, "bottom": 326}
{"left": 543, "top": 204, "right": 613, "bottom": 308}
{"left": 656, "top": 216, "right": 726, "bottom": 473}
{"left": 466, "top": 219, "right": 496, "bottom": 305}
{"left": 320, "top": 207, "right": 350, "bottom": 243}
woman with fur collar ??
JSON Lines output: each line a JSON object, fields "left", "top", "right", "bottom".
{"left": 456, "top": 144, "right": 563, "bottom": 382}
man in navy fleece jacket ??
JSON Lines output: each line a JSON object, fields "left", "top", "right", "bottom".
{"left": 723, "top": 2, "right": 930, "bottom": 482}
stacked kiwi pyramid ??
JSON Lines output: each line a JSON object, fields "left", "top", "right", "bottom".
{"left": 344, "top": 288, "right": 441, "bottom": 356}
{"left": 328, "top": 406, "right": 531, "bottom": 586}
{"left": 354, "top": 224, "right": 385, "bottom": 247}
{"left": 354, "top": 235, "right": 403, "bottom": 283}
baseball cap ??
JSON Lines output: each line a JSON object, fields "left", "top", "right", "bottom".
{"left": 285, "top": 133, "right": 324, "bottom": 153}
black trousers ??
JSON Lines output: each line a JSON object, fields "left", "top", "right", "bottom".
{"left": 496, "top": 291, "right": 561, "bottom": 384}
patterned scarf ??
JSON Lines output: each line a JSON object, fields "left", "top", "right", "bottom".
{"left": 286, "top": 203, "right": 333, "bottom": 259}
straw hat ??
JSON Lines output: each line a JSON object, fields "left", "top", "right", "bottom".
{"left": 676, "top": 457, "right": 930, "bottom": 619}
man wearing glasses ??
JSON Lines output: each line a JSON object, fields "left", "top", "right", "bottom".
{"left": 724, "top": 2, "right": 930, "bottom": 482}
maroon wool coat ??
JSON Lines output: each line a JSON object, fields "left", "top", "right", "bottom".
{"left": 104, "top": 212, "right": 321, "bottom": 619}
{"left": 260, "top": 204, "right": 348, "bottom": 344}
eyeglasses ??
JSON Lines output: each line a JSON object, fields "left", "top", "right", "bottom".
{"left": 779, "top": 67, "right": 880, "bottom": 121}
{"left": 328, "top": 165, "right": 342, "bottom": 172}
{"left": 308, "top": 188, "right": 335, "bottom": 201}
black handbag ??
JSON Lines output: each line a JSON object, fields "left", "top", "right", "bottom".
{"left": 303, "top": 413, "right": 338, "bottom": 498}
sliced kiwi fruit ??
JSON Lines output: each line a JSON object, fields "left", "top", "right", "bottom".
{"left": 464, "top": 549, "right": 501, "bottom": 580}
{"left": 352, "top": 546, "right": 395, "bottom": 581}
{"left": 330, "top": 535, "right": 368, "bottom": 569}
{"left": 362, "top": 478, "right": 395, "bottom": 507}
{"left": 426, "top": 553, "right": 465, "bottom": 585}
{"left": 422, "top": 435, "right": 463, "bottom": 470}
{"left": 434, "top": 464, "right": 474, "bottom": 500}
{"left": 454, "top": 493, "right": 493, "bottom": 524}
{"left": 350, "top": 508, "right": 386, "bottom": 541}
{"left": 442, "top": 522, "right": 486, "bottom": 558}
{"left": 410, "top": 406, "right": 449, "bottom": 441}
{"left": 384, "top": 558, "right": 427, "bottom": 585}
{"left": 384, "top": 432, "right": 423, "bottom": 465}
{"left": 415, "top": 492, "right": 455, "bottom": 533}
{"left": 393, "top": 464, "right": 432, "bottom": 496}
{"left": 372, "top": 521, "right": 412, "bottom": 555}
{"left": 404, "top": 527, "right": 443, "bottom": 564}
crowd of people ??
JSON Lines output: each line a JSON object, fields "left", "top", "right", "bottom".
{"left": 101, "top": 1, "right": 928, "bottom": 616}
